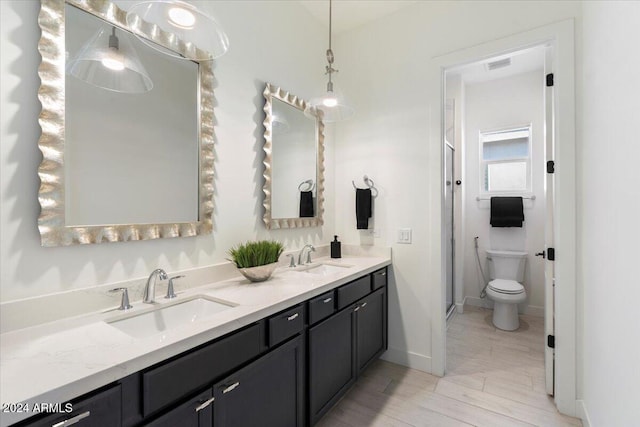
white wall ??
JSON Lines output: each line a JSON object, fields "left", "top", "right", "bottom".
{"left": 462, "top": 71, "right": 546, "bottom": 314}
{"left": 0, "top": 0, "right": 332, "bottom": 302}
{"left": 580, "top": 1, "right": 640, "bottom": 425}
{"left": 333, "top": 1, "right": 581, "bottom": 371}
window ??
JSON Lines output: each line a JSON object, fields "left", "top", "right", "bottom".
{"left": 480, "top": 126, "right": 531, "bottom": 194}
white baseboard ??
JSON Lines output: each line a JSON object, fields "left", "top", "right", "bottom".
{"left": 381, "top": 347, "right": 432, "bottom": 373}
{"left": 463, "top": 296, "right": 544, "bottom": 317}
{"left": 576, "top": 400, "right": 591, "bottom": 427}
{"left": 455, "top": 302, "right": 465, "bottom": 313}
{"left": 464, "top": 296, "right": 492, "bottom": 309}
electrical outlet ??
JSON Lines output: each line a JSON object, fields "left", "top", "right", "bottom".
{"left": 397, "top": 228, "right": 412, "bottom": 244}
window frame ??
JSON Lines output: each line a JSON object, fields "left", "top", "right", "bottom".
{"left": 479, "top": 124, "right": 533, "bottom": 196}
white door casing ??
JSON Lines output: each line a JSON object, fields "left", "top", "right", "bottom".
{"left": 431, "top": 19, "right": 576, "bottom": 416}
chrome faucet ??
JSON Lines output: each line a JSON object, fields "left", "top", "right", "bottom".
{"left": 143, "top": 269, "right": 168, "bottom": 304}
{"left": 298, "top": 244, "right": 316, "bottom": 265}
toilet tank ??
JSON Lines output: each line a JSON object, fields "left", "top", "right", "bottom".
{"left": 486, "top": 250, "right": 527, "bottom": 282}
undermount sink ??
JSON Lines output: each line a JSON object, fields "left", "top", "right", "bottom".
{"left": 107, "top": 296, "right": 236, "bottom": 338}
{"left": 301, "top": 263, "right": 352, "bottom": 276}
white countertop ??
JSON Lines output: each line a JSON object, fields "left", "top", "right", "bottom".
{"left": 0, "top": 254, "right": 390, "bottom": 426}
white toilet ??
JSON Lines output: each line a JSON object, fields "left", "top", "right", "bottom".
{"left": 485, "top": 250, "right": 527, "bottom": 331}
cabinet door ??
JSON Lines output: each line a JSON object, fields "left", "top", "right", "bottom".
{"left": 308, "top": 306, "right": 356, "bottom": 425}
{"left": 144, "top": 389, "right": 213, "bottom": 427}
{"left": 20, "top": 385, "right": 121, "bottom": 427}
{"left": 213, "top": 335, "right": 304, "bottom": 427}
{"left": 357, "top": 286, "right": 387, "bottom": 374}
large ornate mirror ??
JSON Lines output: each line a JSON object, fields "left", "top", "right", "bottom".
{"left": 37, "top": 0, "right": 214, "bottom": 246}
{"left": 262, "top": 84, "right": 325, "bottom": 229}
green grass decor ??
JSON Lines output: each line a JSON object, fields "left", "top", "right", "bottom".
{"left": 228, "top": 240, "right": 285, "bottom": 269}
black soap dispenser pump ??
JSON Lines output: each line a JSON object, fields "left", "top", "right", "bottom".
{"left": 331, "top": 235, "right": 342, "bottom": 259}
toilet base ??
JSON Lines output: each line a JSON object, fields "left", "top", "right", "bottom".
{"left": 492, "top": 301, "right": 520, "bottom": 331}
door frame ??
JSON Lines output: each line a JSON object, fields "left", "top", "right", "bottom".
{"left": 428, "top": 19, "right": 577, "bottom": 416}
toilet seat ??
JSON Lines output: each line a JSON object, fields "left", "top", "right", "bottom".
{"left": 488, "top": 279, "right": 524, "bottom": 294}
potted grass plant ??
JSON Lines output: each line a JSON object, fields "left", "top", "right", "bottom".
{"left": 228, "top": 240, "right": 285, "bottom": 282}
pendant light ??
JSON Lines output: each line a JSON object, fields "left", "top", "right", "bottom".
{"left": 306, "top": 0, "right": 354, "bottom": 122}
{"left": 126, "top": 0, "right": 229, "bottom": 61}
{"left": 66, "top": 26, "right": 153, "bottom": 94}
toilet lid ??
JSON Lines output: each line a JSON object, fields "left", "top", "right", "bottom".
{"left": 488, "top": 279, "right": 524, "bottom": 294}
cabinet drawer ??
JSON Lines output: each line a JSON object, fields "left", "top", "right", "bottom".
{"left": 337, "top": 276, "right": 371, "bottom": 309}
{"left": 142, "top": 323, "right": 262, "bottom": 417}
{"left": 372, "top": 267, "right": 387, "bottom": 290}
{"left": 268, "top": 304, "right": 305, "bottom": 347}
{"left": 20, "top": 385, "right": 121, "bottom": 427}
{"left": 308, "top": 291, "right": 336, "bottom": 325}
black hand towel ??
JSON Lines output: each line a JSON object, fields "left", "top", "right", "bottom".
{"left": 490, "top": 196, "right": 524, "bottom": 227}
{"left": 356, "top": 188, "right": 372, "bottom": 229}
{"left": 299, "top": 191, "right": 314, "bottom": 217}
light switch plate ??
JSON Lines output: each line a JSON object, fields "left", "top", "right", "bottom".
{"left": 397, "top": 228, "right": 412, "bottom": 244}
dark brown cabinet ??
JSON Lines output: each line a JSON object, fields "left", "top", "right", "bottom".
{"left": 144, "top": 389, "right": 213, "bottom": 427}
{"left": 213, "top": 335, "right": 305, "bottom": 427}
{"left": 17, "top": 385, "right": 121, "bottom": 427}
{"left": 308, "top": 305, "right": 357, "bottom": 425}
{"left": 13, "top": 267, "right": 388, "bottom": 427}
{"left": 357, "top": 287, "right": 387, "bottom": 374}
{"left": 141, "top": 322, "right": 262, "bottom": 417}
{"left": 309, "top": 275, "right": 388, "bottom": 425}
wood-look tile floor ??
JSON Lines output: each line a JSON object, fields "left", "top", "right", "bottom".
{"left": 316, "top": 305, "right": 582, "bottom": 427}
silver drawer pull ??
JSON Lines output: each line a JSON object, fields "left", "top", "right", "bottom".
{"left": 381, "top": 271, "right": 386, "bottom": 276}
{"left": 354, "top": 306, "right": 360, "bottom": 312}
{"left": 52, "top": 411, "right": 90, "bottom": 427}
{"left": 287, "top": 313, "right": 299, "bottom": 321}
{"left": 361, "top": 302, "right": 367, "bottom": 309}
{"left": 195, "top": 397, "right": 215, "bottom": 412}
{"left": 323, "top": 298, "right": 332, "bottom": 303}
{"left": 223, "top": 382, "right": 240, "bottom": 394}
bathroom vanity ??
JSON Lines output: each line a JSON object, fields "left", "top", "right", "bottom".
{"left": 2, "top": 256, "right": 389, "bottom": 427}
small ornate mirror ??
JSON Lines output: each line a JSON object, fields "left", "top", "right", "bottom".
{"left": 37, "top": 0, "right": 214, "bottom": 246}
{"left": 262, "top": 83, "right": 325, "bottom": 229}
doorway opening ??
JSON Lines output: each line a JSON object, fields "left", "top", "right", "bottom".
{"left": 431, "top": 19, "right": 576, "bottom": 416}
{"left": 442, "top": 44, "right": 557, "bottom": 398}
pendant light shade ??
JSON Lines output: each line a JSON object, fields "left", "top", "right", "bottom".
{"left": 126, "top": 0, "right": 229, "bottom": 60}
{"left": 66, "top": 27, "right": 153, "bottom": 94}
{"left": 306, "top": 0, "right": 354, "bottom": 123}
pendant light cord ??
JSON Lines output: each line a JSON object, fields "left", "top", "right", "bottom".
{"left": 326, "top": 0, "right": 336, "bottom": 85}
{"left": 329, "top": 0, "right": 332, "bottom": 52}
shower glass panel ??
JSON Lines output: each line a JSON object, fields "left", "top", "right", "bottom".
{"left": 445, "top": 144, "right": 455, "bottom": 317}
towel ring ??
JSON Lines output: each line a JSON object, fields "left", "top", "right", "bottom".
{"left": 298, "top": 179, "right": 315, "bottom": 192}
{"left": 352, "top": 175, "right": 378, "bottom": 197}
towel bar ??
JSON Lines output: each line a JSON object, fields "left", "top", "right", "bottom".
{"left": 476, "top": 195, "right": 536, "bottom": 201}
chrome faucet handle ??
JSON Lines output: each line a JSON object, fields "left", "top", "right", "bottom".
{"left": 305, "top": 246, "right": 316, "bottom": 264}
{"left": 286, "top": 254, "right": 296, "bottom": 268}
{"left": 166, "top": 275, "right": 184, "bottom": 299}
{"left": 109, "top": 287, "right": 133, "bottom": 310}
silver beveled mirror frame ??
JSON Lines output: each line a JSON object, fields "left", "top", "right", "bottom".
{"left": 262, "top": 83, "right": 325, "bottom": 229}
{"left": 37, "top": 0, "right": 214, "bottom": 246}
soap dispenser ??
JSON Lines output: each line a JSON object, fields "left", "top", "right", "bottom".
{"left": 331, "top": 235, "right": 342, "bottom": 259}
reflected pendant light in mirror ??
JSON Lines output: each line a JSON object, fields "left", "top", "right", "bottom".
{"left": 126, "top": 0, "right": 229, "bottom": 60}
{"left": 66, "top": 26, "right": 153, "bottom": 94}
{"left": 306, "top": 0, "right": 354, "bottom": 123}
